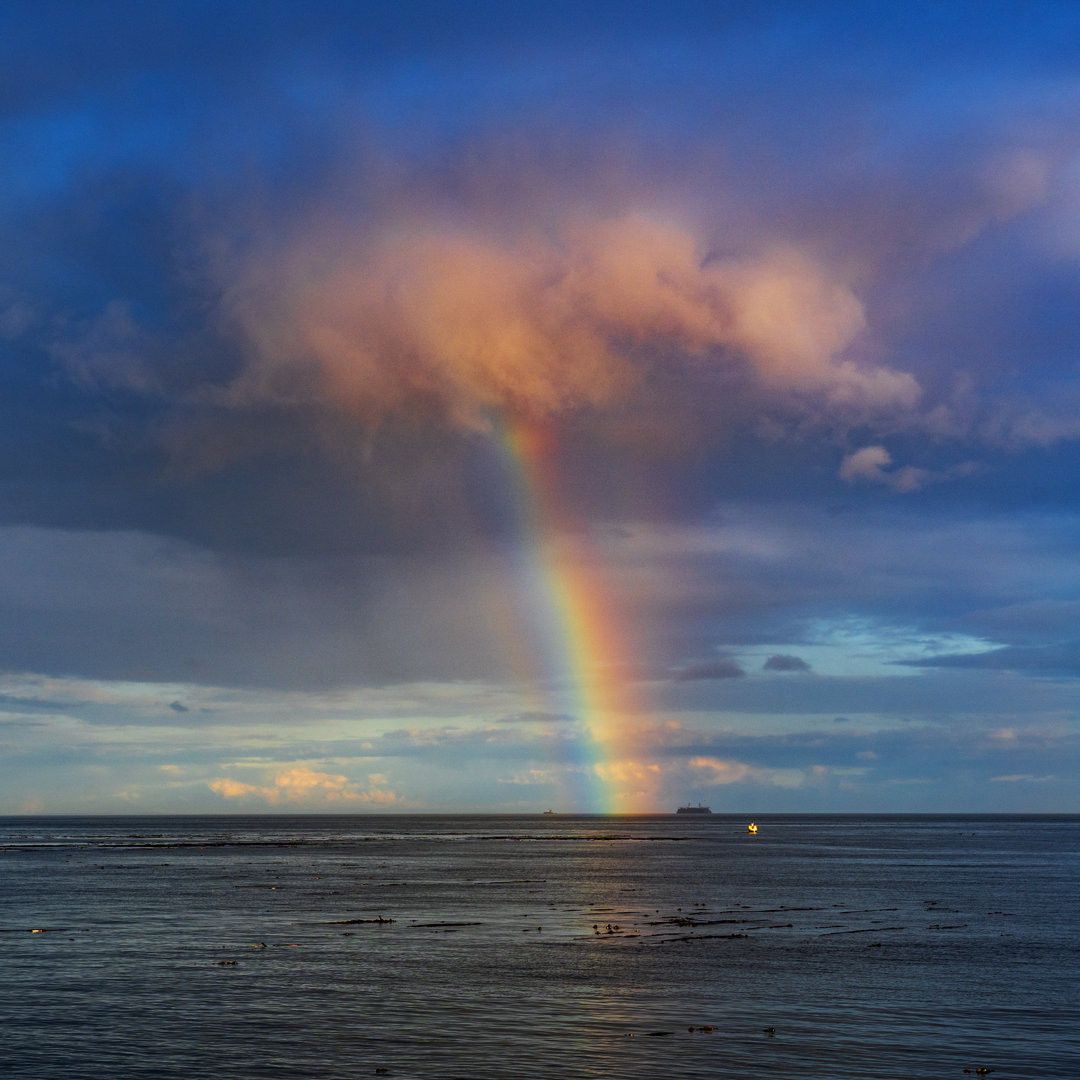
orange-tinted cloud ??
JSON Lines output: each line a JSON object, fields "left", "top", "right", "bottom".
{"left": 593, "top": 757, "right": 662, "bottom": 810}
{"left": 219, "top": 213, "right": 917, "bottom": 430}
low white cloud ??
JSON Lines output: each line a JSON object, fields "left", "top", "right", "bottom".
{"left": 688, "top": 756, "right": 808, "bottom": 788}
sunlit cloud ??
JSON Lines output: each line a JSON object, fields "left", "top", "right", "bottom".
{"left": 216, "top": 213, "right": 920, "bottom": 435}
{"left": 593, "top": 760, "right": 661, "bottom": 783}
{"left": 209, "top": 765, "right": 398, "bottom": 806}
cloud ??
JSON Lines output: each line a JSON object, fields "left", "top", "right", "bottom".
{"left": 500, "top": 768, "right": 560, "bottom": 786}
{"left": 687, "top": 756, "right": 808, "bottom": 788}
{"left": 2, "top": 3, "right": 1073, "bottom": 568}
{"left": 593, "top": 759, "right": 661, "bottom": 783}
{"left": 674, "top": 658, "right": 746, "bottom": 681}
{"left": 838, "top": 447, "right": 980, "bottom": 493}
{"left": 839, "top": 446, "right": 928, "bottom": 493}
{"left": 763, "top": 654, "right": 811, "bottom": 672}
{"left": 591, "top": 758, "right": 663, "bottom": 806}
{"left": 897, "top": 643, "right": 1080, "bottom": 676}
{"left": 687, "top": 756, "right": 753, "bottom": 783}
{"left": 209, "top": 765, "right": 397, "bottom": 806}
{"left": 217, "top": 213, "right": 918, "bottom": 433}
{"left": 496, "top": 711, "right": 574, "bottom": 725}
{"left": 208, "top": 777, "right": 258, "bottom": 799}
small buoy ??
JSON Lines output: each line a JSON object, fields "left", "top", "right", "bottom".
{"left": 748, "top": 822, "right": 758, "bottom": 834}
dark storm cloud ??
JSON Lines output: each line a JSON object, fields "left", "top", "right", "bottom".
{"left": 763, "top": 654, "right": 811, "bottom": 672}
{"left": 674, "top": 658, "right": 746, "bottom": 682}
{"left": 0, "top": 526, "right": 522, "bottom": 689}
{"left": 661, "top": 664, "right": 1080, "bottom": 719}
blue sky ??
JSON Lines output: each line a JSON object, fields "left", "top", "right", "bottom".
{"left": 3, "top": 1, "right": 1080, "bottom": 812}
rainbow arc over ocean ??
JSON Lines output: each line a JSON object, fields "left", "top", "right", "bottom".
{"left": 493, "top": 416, "right": 658, "bottom": 813}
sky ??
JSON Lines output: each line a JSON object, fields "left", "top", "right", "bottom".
{"left": 4, "top": 1, "right": 1080, "bottom": 814}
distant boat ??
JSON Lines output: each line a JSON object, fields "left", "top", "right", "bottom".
{"left": 748, "top": 821, "right": 758, "bottom": 833}
{"left": 675, "top": 804, "right": 712, "bottom": 815}
{"left": 542, "top": 809, "right": 554, "bottom": 815}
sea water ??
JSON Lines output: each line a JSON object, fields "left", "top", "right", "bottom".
{"left": 1, "top": 815, "right": 1078, "bottom": 1079}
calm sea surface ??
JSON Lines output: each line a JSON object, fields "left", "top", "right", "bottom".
{"left": 1, "top": 814, "right": 1077, "bottom": 1079}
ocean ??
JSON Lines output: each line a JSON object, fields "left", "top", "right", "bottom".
{"left": 1, "top": 814, "right": 1077, "bottom": 1079}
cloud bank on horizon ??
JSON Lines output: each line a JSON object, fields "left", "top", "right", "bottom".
{"left": 3, "top": 0, "right": 1080, "bottom": 813}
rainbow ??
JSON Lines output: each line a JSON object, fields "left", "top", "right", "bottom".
{"left": 493, "top": 416, "right": 658, "bottom": 813}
